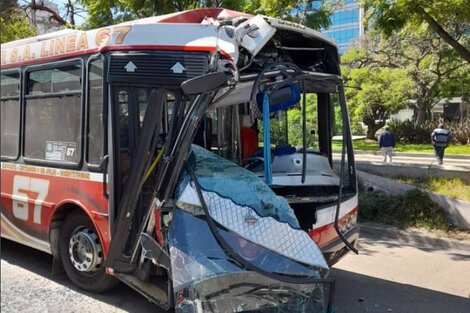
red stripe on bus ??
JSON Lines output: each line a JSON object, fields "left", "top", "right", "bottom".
{"left": 1, "top": 45, "right": 232, "bottom": 69}
{"left": 309, "top": 207, "right": 358, "bottom": 247}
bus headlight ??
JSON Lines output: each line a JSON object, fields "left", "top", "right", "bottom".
{"left": 340, "top": 211, "right": 358, "bottom": 233}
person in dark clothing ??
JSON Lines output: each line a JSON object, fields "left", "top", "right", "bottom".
{"left": 431, "top": 123, "right": 450, "bottom": 165}
{"left": 378, "top": 126, "right": 395, "bottom": 162}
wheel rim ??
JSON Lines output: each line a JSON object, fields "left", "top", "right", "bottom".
{"left": 68, "top": 227, "right": 103, "bottom": 273}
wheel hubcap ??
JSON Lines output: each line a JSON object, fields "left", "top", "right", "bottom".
{"left": 68, "top": 227, "right": 103, "bottom": 273}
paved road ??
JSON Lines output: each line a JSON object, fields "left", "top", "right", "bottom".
{"left": 2, "top": 224, "right": 470, "bottom": 313}
{"left": 0, "top": 239, "right": 159, "bottom": 313}
{"left": 332, "top": 224, "right": 470, "bottom": 313}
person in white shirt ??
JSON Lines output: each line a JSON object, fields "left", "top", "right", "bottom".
{"left": 431, "top": 123, "right": 450, "bottom": 165}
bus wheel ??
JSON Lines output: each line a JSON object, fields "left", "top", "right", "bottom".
{"left": 59, "top": 211, "right": 117, "bottom": 292}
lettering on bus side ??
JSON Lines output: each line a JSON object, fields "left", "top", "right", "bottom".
{"left": 1, "top": 26, "right": 132, "bottom": 66}
{"left": 12, "top": 175, "right": 50, "bottom": 224}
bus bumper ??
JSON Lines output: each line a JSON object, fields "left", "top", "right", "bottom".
{"left": 321, "top": 226, "right": 360, "bottom": 266}
{"left": 174, "top": 272, "right": 335, "bottom": 313}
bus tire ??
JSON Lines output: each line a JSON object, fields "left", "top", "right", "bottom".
{"left": 59, "top": 211, "right": 117, "bottom": 293}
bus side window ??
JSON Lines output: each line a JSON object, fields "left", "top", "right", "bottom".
{"left": 0, "top": 71, "right": 20, "bottom": 159}
{"left": 87, "top": 59, "right": 104, "bottom": 166}
{"left": 24, "top": 63, "right": 82, "bottom": 164}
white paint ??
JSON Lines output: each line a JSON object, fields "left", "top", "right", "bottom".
{"left": 170, "top": 62, "right": 186, "bottom": 74}
{"left": 124, "top": 61, "right": 138, "bottom": 72}
{"left": 12, "top": 176, "right": 50, "bottom": 224}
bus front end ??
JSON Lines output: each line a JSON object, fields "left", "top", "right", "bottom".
{"left": 100, "top": 8, "right": 357, "bottom": 312}
{"left": 168, "top": 145, "right": 334, "bottom": 312}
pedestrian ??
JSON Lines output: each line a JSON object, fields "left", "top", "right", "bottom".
{"left": 431, "top": 123, "right": 450, "bottom": 165}
{"left": 378, "top": 126, "right": 395, "bottom": 162}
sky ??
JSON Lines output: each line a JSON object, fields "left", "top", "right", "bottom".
{"left": 48, "top": 0, "right": 86, "bottom": 25}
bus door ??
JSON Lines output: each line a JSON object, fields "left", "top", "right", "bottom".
{"left": 112, "top": 86, "right": 150, "bottom": 198}
{"left": 107, "top": 85, "right": 165, "bottom": 259}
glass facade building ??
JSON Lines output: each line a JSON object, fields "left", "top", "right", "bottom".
{"left": 312, "top": 0, "right": 364, "bottom": 54}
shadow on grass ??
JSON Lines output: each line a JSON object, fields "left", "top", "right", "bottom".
{"left": 331, "top": 268, "right": 470, "bottom": 313}
{"left": 0, "top": 239, "right": 166, "bottom": 313}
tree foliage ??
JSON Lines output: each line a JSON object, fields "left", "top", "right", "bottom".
{"left": 361, "top": 0, "right": 470, "bottom": 63}
{"left": 266, "top": 94, "right": 318, "bottom": 148}
{"left": 7, "top": 0, "right": 337, "bottom": 34}
{"left": 77, "top": 0, "right": 245, "bottom": 28}
{"left": 76, "top": 0, "right": 336, "bottom": 29}
{"left": 342, "top": 58, "right": 414, "bottom": 138}
{"left": 343, "top": 26, "right": 469, "bottom": 126}
{"left": 0, "top": 1, "right": 36, "bottom": 43}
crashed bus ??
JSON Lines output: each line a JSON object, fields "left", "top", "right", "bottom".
{"left": 1, "top": 8, "right": 358, "bottom": 312}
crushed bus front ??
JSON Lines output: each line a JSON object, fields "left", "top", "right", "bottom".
{"left": 97, "top": 8, "right": 357, "bottom": 312}
{"left": 167, "top": 145, "right": 334, "bottom": 312}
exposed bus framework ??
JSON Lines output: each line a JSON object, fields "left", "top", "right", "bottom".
{"left": 1, "top": 8, "right": 358, "bottom": 312}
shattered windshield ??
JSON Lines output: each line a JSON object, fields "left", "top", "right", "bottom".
{"left": 169, "top": 145, "right": 331, "bottom": 312}
{"left": 177, "top": 145, "right": 300, "bottom": 228}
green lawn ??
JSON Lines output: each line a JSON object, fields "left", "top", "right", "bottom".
{"left": 332, "top": 139, "right": 470, "bottom": 155}
{"left": 359, "top": 189, "right": 470, "bottom": 238}
{"left": 394, "top": 176, "right": 470, "bottom": 202}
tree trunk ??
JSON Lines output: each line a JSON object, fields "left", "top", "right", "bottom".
{"left": 415, "top": 6, "right": 470, "bottom": 64}
{"left": 364, "top": 120, "right": 385, "bottom": 140}
{"left": 416, "top": 107, "right": 427, "bottom": 125}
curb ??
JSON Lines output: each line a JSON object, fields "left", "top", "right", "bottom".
{"left": 354, "top": 151, "right": 470, "bottom": 159}
{"left": 357, "top": 170, "right": 470, "bottom": 229}
{"left": 354, "top": 162, "right": 470, "bottom": 184}
{"left": 333, "top": 150, "right": 470, "bottom": 160}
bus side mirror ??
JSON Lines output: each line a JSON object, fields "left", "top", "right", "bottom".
{"left": 181, "top": 72, "right": 229, "bottom": 95}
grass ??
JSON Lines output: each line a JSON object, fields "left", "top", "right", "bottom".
{"left": 359, "top": 189, "right": 469, "bottom": 239}
{"left": 332, "top": 139, "right": 470, "bottom": 155}
{"left": 394, "top": 176, "right": 470, "bottom": 202}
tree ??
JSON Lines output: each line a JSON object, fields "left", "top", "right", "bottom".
{"left": 341, "top": 58, "right": 414, "bottom": 139}
{"left": 244, "top": 0, "right": 336, "bottom": 30}
{"left": 346, "top": 26, "right": 469, "bottom": 125}
{"left": 361, "top": 0, "right": 470, "bottom": 63}
{"left": 76, "top": 0, "right": 245, "bottom": 28}
{"left": 77, "top": 0, "right": 336, "bottom": 30}
{"left": 1, "top": 1, "right": 36, "bottom": 42}
{"left": 8, "top": 0, "right": 87, "bottom": 33}
{"left": 375, "top": 27, "right": 468, "bottom": 124}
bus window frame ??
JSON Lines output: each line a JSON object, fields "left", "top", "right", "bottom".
{"left": 85, "top": 54, "right": 108, "bottom": 171}
{"left": 22, "top": 58, "right": 85, "bottom": 169}
{"left": 0, "top": 68, "right": 22, "bottom": 161}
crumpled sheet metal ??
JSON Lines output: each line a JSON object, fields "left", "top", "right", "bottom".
{"left": 168, "top": 209, "right": 243, "bottom": 291}
{"left": 178, "top": 145, "right": 300, "bottom": 228}
{"left": 177, "top": 183, "right": 328, "bottom": 269}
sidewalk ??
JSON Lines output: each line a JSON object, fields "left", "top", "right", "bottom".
{"left": 351, "top": 152, "right": 470, "bottom": 171}
{"left": 352, "top": 150, "right": 470, "bottom": 160}
{"left": 333, "top": 151, "right": 470, "bottom": 184}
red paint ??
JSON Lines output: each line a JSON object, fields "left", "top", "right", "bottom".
{"left": 1, "top": 168, "right": 111, "bottom": 254}
{"left": 154, "top": 204, "right": 164, "bottom": 246}
{"left": 309, "top": 207, "right": 358, "bottom": 248}
{"left": 1, "top": 45, "right": 232, "bottom": 69}
{"left": 156, "top": 8, "right": 252, "bottom": 24}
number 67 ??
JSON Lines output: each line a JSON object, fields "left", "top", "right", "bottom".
{"left": 12, "top": 176, "right": 50, "bottom": 224}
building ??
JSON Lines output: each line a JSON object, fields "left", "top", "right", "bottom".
{"left": 311, "top": 0, "right": 364, "bottom": 54}
{"left": 390, "top": 98, "right": 468, "bottom": 122}
{"left": 26, "top": 1, "right": 63, "bottom": 35}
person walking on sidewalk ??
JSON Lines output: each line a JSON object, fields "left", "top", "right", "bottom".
{"left": 431, "top": 123, "right": 451, "bottom": 165}
{"left": 378, "top": 126, "right": 396, "bottom": 162}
